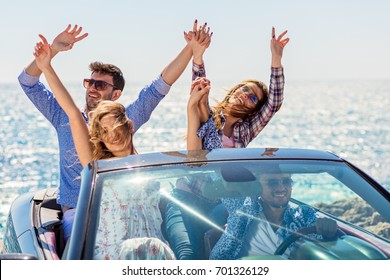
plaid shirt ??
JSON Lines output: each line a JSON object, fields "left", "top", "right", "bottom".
{"left": 193, "top": 62, "right": 284, "bottom": 148}
{"left": 187, "top": 62, "right": 285, "bottom": 198}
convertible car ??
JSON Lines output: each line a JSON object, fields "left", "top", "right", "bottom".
{"left": 1, "top": 148, "right": 389, "bottom": 260}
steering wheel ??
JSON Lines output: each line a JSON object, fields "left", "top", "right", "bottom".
{"left": 274, "top": 226, "right": 346, "bottom": 256}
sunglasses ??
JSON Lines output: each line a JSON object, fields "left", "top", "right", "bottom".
{"left": 265, "top": 178, "right": 293, "bottom": 188}
{"left": 241, "top": 86, "right": 259, "bottom": 105}
{"left": 83, "top": 79, "right": 116, "bottom": 91}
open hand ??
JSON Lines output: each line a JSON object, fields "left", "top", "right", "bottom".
{"left": 270, "top": 27, "right": 289, "bottom": 61}
{"left": 51, "top": 24, "right": 88, "bottom": 54}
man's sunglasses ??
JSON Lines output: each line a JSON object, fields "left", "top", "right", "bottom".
{"left": 265, "top": 178, "right": 293, "bottom": 188}
{"left": 241, "top": 86, "right": 259, "bottom": 105}
{"left": 83, "top": 79, "right": 116, "bottom": 91}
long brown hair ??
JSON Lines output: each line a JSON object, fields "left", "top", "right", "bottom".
{"left": 89, "top": 101, "right": 137, "bottom": 160}
{"left": 212, "top": 79, "right": 268, "bottom": 130}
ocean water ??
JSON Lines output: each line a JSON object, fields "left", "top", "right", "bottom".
{"left": 0, "top": 79, "right": 389, "bottom": 239}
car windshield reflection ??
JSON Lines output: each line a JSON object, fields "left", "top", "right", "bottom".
{"left": 91, "top": 160, "right": 390, "bottom": 260}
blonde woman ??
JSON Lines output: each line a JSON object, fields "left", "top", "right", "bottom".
{"left": 33, "top": 34, "right": 134, "bottom": 163}
{"left": 20, "top": 23, "right": 196, "bottom": 243}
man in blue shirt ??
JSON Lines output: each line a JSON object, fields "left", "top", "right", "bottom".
{"left": 18, "top": 24, "right": 196, "bottom": 241}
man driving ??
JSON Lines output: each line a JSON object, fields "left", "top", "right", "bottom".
{"left": 210, "top": 170, "right": 337, "bottom": 260}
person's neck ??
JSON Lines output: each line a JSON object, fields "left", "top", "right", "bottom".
{"left": 223, "top": 115, "right": 239, "bottom": 137}
{"left": 83, "top": 106, "right": 90, "bottom": 116}
{"left": 260, "top": 201, "right": 285, "bottom": 232}
{"left": 112, "top": 150, "right": 132, "bottom": 158}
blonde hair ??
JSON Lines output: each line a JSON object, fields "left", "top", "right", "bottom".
{"left": 89, "top": 101, "right": 136, "bottom": 160}
{"left": 212, "top": 79, "right": 268, "bottom": 130}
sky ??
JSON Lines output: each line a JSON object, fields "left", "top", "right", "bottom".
{"left": 1, "top": 0, "right": 390, "bottom": 85}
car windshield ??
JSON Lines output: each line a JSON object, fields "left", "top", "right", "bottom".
{"left": 90, "top": 159, "right": 390, "bottom": 260}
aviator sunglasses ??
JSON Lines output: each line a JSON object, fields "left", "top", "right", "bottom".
{"left": 265, "top": 177, "right": 293, "bottom": 188}
{"left": 241, "top": 85, "right": 259, "bottom": 105}
{"left": 83, "top": 79, "right": 117, "bottom": 91}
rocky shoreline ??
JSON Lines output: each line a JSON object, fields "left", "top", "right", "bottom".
{"left": 316, "top": 197, "right": 390, "bottom": 239}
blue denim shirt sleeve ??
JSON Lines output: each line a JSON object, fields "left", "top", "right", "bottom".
{"left": 18, "top": 70, "right": 63, "bottom": 126}
{"left": 18, "top": 69, "right": 39, "bottom": 85}
{"left": 18, "top": 70, "right": 82, "bottom": 208}
{"left": 126, "top": 75, "right": 170, "bottom": 132}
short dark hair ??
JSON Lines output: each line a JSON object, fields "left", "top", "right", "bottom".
{"left": 89, "top": 62, "right": 125, "bottom": 91}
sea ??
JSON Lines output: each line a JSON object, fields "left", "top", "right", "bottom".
{"left": 1, "top": 79, "right": 389, "bottom": 240}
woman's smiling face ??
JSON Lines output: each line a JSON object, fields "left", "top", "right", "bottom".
{"left": 100, "top": 114, "right": 131, "bottom": 157}
{"left": 229, "top": 82, "right": 263, "bottom": 109}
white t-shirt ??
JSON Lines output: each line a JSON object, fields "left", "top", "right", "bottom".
{"left": 237, "top": 212, "right": 290, "bottom": 258}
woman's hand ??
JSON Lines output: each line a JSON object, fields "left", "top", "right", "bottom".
{"left": 189, "top": 77, "right": 211, "bottom": 107}
{"left": 184, "top": 20, "right": 213, "bottom": 64}
{"left": 33, "top": 34, "right": 52, "bottom": 71}
{"left": 270, "top": 27, "right": 289, "bottom": 68}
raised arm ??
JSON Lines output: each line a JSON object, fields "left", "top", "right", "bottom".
{"left": 185, "top": 20, "right": 212, "bottom": 82}
{"left": 26, "top": 24, "right": 88, "bottom": 77}
{"left": 186, "top": 20, "right": 212, "bottom": 72}
{"left": 34, "top": 34, "right": 92, "bottom": 167}
{"left": 159, "top": 21, "right": 197, "bottom": 86}
{"left": 160, "top": 20, "right": 213, "bottom": 86}
{"left": 187, "top": 77, "right": 211, "bottom": 150}
{"left": 186, "top": 20, "right": 213, "bottom": 123}
{"left": 160, "top": 44, "right": 192, "bottom": 85}
{"left": 240, "top": 27, "right": 290, "bottom": 147}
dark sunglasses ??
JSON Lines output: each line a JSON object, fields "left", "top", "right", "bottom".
{"left": 265, "top": 178, "right": 293, "bottom": 188}
{"left": 83, "top": 79, "right": 116, "bottom": 91}
{"left": 241, "top": 86, "right": 259, "bottom": 105}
